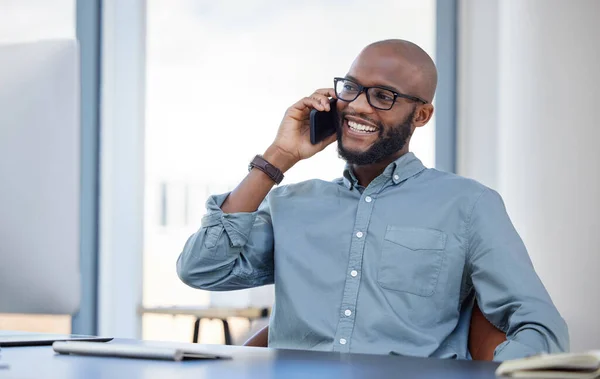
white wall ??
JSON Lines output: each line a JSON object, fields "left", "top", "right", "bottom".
{"left": 459, "top": 0, "right": 600, "bottom": 352}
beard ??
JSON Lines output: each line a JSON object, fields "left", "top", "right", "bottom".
{"left": 337, "top": 107, "right": 416, "bottom": 166}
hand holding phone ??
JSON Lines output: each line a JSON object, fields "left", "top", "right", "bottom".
{"left": 268, "top": 89, "right": 337, "bottom": 172}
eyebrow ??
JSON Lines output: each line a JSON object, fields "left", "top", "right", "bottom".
{"left": 344, "top": 74, "right": 402, "bottom": 94}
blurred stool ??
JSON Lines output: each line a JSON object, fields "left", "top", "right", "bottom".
{"left": 140, "top": 306, "right": 270, "bottom": 345}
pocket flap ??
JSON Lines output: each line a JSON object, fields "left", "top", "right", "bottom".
{"left": 384, "top": 226, "right": 447, "bottom": 250}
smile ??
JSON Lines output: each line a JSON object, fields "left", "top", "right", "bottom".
{"left": 347, "top": 120, "right": 378, "bottom": 134}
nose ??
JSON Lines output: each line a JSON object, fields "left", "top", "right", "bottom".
{"left": 348, "top": 91, "right": 374, "bottom": 114}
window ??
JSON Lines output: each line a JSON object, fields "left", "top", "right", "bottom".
{"left": 143, "top": 0, "right": 436, "bottom": 343}
{"left": 0, "top": 0, "right": 75, "bottom": 334}
{"left": 0, "top": 0, "right": 75, "bottom": 43}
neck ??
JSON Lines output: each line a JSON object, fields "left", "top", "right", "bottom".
{"left": 352, "top": 148, "right": 409, "bottom": 187}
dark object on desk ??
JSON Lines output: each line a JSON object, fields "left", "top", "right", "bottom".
{"left": 53, "top": 341, "right": 231, "bottom": 361}
{"left": 244, "top": 302, "right": 507, "bottom": 361}
{"left": 0, "top": 333, "right": 113, "bottom": 347}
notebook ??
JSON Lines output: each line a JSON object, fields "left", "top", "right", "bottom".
{"left": 52, "top": 341, "right": 232, "bottom": 361}
{"left": 496, "top": 351, "right": 600, "bottom": 378}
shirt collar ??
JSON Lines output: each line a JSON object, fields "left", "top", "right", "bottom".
{"left": 342, "top": 152, "right": 426, "bottom": 190}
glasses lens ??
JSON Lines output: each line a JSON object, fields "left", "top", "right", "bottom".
{"left": 336, "top": 79, "right": 360, "bottom": 101}
{"left": 367, "top": 88, "right": 396, "bottom": 110}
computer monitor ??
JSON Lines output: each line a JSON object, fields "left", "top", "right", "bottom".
{"left": 0, "top": 40, "right": 80, "bottom": 314}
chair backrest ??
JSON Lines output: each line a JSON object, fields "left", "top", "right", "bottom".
{"left": 244, "top": 324, "right": 269, "bottom": 347}
{"left": 468, "top": 303, "right": 507, "bottom": 360}
{"left": 244, "top": 303, "right": 506, "bottom": 360}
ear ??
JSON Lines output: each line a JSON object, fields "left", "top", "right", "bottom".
{"left": 413, "top": 104, "right": 434, "bottom": 128}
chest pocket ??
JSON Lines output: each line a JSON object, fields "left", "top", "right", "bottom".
{"left": 377, "top": 226, "right": 447, "bottom": 297}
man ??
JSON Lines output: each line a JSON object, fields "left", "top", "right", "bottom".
{"left": 176, "top": 39, "right": 568, "bottom": 361}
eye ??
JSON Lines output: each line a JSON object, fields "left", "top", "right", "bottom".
{"left": 343, "top": 83, "right": 359, "bottom": 92}
{"left": 374, "top": 90, "right": 394, "bottom": 102}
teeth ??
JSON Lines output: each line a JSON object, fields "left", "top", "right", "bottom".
{"left": 348, "top": 120, "right": 377, "bottom": 133}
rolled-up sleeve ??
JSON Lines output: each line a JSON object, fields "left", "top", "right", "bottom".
{"left": 176, "top": 192, "right": 275, "bottom": 291}
{"left": 467, "top": 188, "right": 569, "bottom": 361}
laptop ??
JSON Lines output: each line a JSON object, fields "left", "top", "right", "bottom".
{"left": 0, "top": 332, "right": 113, "bottom": 347}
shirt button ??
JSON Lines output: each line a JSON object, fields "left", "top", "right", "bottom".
{"left": 365, "top": 196, "right": 372, "bottom": 203}
{"left": 350, "top": 270, "right": 358, "bottom": 277}
{"left": 393, "top": 174, "right": 400, "bottom": 181}
{"left": 344, "top": 309, "right": 352, "bottom": 316}
{"left": 356, "top": 231, "right": 363, "bottom": 238}
{"left": 339, "top": 338, "right": 347, "bottom": 345}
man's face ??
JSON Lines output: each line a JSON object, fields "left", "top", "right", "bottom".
{"left": 336, "top": 104, "right": 415, "bottom": 166}
{"left": 335, "top": 47, "right": 423, "bottom": 165}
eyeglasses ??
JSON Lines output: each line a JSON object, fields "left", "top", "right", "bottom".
{"left": 334, "top": 77, "right": 427, "bottom": 110}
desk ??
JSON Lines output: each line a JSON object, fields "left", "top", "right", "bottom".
{"left": 0, "top": 338, "right": 499, "bottom": 379}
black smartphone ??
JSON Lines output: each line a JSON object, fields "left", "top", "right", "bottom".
{"left": 310, "top": 98, "right": 337, "bottom": 145}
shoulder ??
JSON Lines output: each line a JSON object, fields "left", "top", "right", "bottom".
{"left": 415, "top": 168, "right": 504, "bottom": 211}
{"left": 419, "top": 168, "right": 497, "bottom": 196}
{"left": 269, "top": 178, "right": 342, "bottom": 199}
{"left": 420, "top": 168, "right": 491, "bottom": 193}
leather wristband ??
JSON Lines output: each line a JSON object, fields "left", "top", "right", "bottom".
{"left": 248, "top": 155, "right": 284, "bottom": 184}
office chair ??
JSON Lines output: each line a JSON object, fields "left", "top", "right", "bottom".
{"left": 243, "top": 302, "right": 506, "bottom": 361}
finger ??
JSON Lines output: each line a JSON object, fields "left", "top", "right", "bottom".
{"left": 288, "top": 97, "right": 324, "bottom": 120}
{"left": 310, "top": 93, "right": 334, "bottom": 111}
{"left": 300, "top": 96, "right": 325, "bottom": 111}
{"left": 289, "top": 89, "right": 335, "bottom": 117}
{"left": 313, "top": 88, "right": 337, "bottom": 99}
{"left": 312, "top": 88, "right": 337, "bottom": 110}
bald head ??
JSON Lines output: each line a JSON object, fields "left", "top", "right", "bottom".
{"left": 352, "top": 39, "right": 438, "bottom": 103}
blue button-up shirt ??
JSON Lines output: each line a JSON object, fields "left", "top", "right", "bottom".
{"left": 177, "top": 152, "right": 569, "bottom": 361}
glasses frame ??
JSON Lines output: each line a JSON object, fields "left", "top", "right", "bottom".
{"left": 333, "top": 77, "right": 428, "bottom": 110}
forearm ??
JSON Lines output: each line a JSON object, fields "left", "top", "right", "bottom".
{"left": 176, "top": 232, "right": 240, "bottom": 290}
{"left": 493, "top": 321, "right": 569, "bottom": 361}
{"left": 221, "top": 145, "right": 297, "bottom": 214}
{"left": 176, "top": 225, "right": 274, "bottom": 290}
{"left": 177, "top": 193, "right": 275, "bottom": 291}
